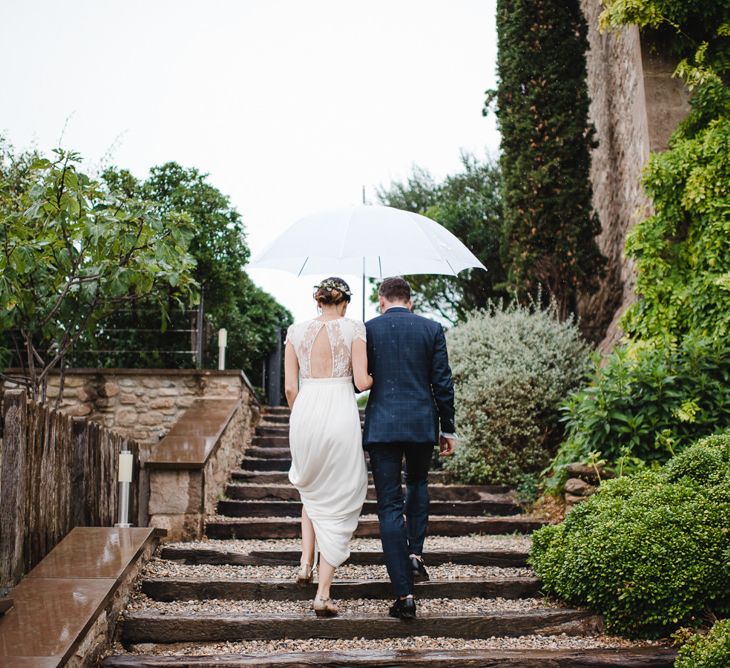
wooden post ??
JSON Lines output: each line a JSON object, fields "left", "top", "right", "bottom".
{"left": 0, "top": 391, "right": 29, "bottom": 590}
{"left": 195, "top": 287, "right": 205, "bottom": 369}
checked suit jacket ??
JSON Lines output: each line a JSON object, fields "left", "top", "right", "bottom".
{"left": 363, "top": 306, "right": 455, "bottom": 446}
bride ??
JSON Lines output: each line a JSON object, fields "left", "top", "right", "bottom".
{"left": 284, "top": 276, "right": 372, "bottom": 617}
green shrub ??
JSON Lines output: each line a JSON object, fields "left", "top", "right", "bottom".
{"left": 548, "top": 337, "right": 730, "bottom": 486}
{"left": 530, "top": 433, "right": 730, "bottom": 638}
{"left": 676, "top": 619, "right": 730, "bottom": 668}
{"left": 444, "top": 301, "right": 590, "bottom": 485}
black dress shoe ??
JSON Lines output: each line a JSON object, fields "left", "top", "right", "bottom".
{"left": 389, "top": 596, "right": 417, "bottom": 620}
{"left": 411, "top": 556, "right": 430, "bottom": 582}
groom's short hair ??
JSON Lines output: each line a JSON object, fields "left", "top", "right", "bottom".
{"left": 379, "top": 277, "right": 411, "bottom": 303}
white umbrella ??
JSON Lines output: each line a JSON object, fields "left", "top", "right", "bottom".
{"left": 248, "top": 204, "right": 487, "bottom": 318}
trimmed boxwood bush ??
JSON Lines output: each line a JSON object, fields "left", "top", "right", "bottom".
{"left": 530, "top": 432, "right": 730, "bottom": 638}
{"left": 677, "top": 619, "right": 730, "bottom": 668}
{"left": 444, "top": 301, "right": 590, "bottom": 485}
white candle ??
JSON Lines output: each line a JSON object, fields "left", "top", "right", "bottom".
{"left": 118, "top": 451, "right": 134, "bottom": 483}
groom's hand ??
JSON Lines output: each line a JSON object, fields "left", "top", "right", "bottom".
{"left": 439, "top": 435, "right": 456, "bottom": 457}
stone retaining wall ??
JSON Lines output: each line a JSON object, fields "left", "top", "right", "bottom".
{"left": 146, "top": 399, "right": 254, "bottom": 541}
{"left": 42, "top": 369, "right": 248, "bottom": 444}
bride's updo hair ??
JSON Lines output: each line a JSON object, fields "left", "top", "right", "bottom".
{"left": 313, "top": 277, "right": 352, "bottom": 306}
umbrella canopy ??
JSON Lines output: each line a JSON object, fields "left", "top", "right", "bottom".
{"left": 249, "top": 204, "right": 486, "bottom": 278}
{"left": 248, "top": 204, "right": 487, "bottom": 319}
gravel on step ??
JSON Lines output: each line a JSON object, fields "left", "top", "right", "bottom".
{"left": 164, "top": 534, "right": 532, "bottom": 554}
{"left": 143, "top": 558, "right": 533, "bottom": 581}
{"left": 120, "top": 634, "right": 666, "bottom": 657}
{"left": 208, "top": 514, "right": 537, "bottom": 522}
{"left": 126, "top": 594, "right": 553, "bottom": 617}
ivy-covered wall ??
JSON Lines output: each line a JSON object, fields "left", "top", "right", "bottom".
{"left": 577, "top": 0, "right": 691, "bottom": 349}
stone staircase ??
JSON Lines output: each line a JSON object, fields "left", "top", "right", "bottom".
{"left": 104, "top": 406, "right": 676, "bottom": 667}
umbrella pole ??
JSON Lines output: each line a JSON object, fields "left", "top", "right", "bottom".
{"left": 362, "top": 257, "right": 366, "bottom": 321}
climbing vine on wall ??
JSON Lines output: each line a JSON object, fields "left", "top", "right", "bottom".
{"left": 605, "top": 0, "right": 730, "bottom": 342}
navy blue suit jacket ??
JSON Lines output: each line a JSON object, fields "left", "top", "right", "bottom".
{"left": 363, "top": 307, "right": 455, "bottom": 446}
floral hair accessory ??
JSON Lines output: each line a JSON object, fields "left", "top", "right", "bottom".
{"left": 314, "top": 278, "right": 353, "bottom": 297}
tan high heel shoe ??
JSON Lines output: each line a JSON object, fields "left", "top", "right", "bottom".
{"left": 296, "top": 562, "right": 314, "bottom": 585}
{"left": 313, "top": 596, "right": 338, "bottom": 617}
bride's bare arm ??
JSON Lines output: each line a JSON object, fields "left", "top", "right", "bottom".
{"left": 352, "top": 339, "right": 373, "bottom": 392}
{"left": 284, "top": 342, "right": 299, "bottom": 408}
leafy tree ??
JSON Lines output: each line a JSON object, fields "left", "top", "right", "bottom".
{"left": 487, "top": 0, "right": 606, "bottom": 319}
{"left": 377, "top": 154, "right": 506, "bottom": 323}
{"left": 97, "top": 163, "right": 292, "bottom": 381}
{"left": 0, "top": 147, "right": 197, "bottom": 400}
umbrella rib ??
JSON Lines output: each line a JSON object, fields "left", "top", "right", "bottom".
{"left": 445, "top": 257, "right": 458, "bottom": 276}
{"left": 297, "top": 257, "right": 310, "bottom": 277}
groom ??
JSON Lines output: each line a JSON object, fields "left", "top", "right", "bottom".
{"left": 363, "top": 276, "right": 456, "bottom": 620}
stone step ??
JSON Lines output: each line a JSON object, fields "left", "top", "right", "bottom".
{"left": 240, "top": 458, "right": 290, "bottom": 472}
{"left": 103, "top": 647, "right": 678, "bottom": 667}
{"left": 254, "top": 426, "right": 290, "bottom": 437}
{"left": 246, "top": 446, "right": 291, "bottom": 458}
{"left": 253, "top": 433, "right": 367, "bottom": 447}
{"left": 263, "top": 405, "right": 290, "bottom": 414}
{"left": 259, "top": 414, "right": 290, "bottom": 424}
{"left": 205, "top": 516, "right": 546, "bottom": 539}
{"left": 121, "top": 608, "right": 602, "bottom": 644}
{"left": 160, "top": 547, "right": 530, "bottom": 567}
{"left": 141, "top": 576, "right": 542, "bottom": 601}
{"left": 252, "top": 436, "right": 290, "bottom": 448}
{"left": 254, "top": 426, "right": 365, "bottom": 441}
{"left": 225, "top": 483, "right": 514, "bottom": 502}
{"left": 216, "top": 499, "right": 519, "bottom": 518}
{"left": 231, "top": 470, "right": 455, "bottom": 485}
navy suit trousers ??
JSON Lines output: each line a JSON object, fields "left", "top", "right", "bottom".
{"left": 368, "top": 442, "right": 433, "bottom": 598}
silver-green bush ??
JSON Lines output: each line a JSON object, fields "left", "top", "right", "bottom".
{"left": 444, "top": 301, "right": 591, "bottom": 485}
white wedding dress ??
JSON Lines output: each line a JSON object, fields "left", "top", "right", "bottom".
{"left": 285, "top": 317, "right": 368, "bottom": 567}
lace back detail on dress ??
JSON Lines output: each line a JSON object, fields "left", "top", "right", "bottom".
{"left": 287, "top": 318, "right": 366, "bottom": 380}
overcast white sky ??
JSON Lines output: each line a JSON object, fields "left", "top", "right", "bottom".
{"left": 1, "top": 0, "right": 499, "bottom": 323}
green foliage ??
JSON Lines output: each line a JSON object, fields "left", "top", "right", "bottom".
{"left": 0, "top": 146, "right": 196, "bottom": 399}
{"left": 599, "top": 0, "right": 730, "bottom": 76}
{"left": 530, "top": 433, "right": 730, "bottom": 638}
{"left": 549, "top": 337, "right": 730, "bottom": 486}
{"left": 488, "top": 0, "right": 605, "bottom": 319}
{"left": 599, "top": 0, "right": 730, "bottom": 345}
{"left": 377, "top": 154, "right": 506, "bottom": 323}
{"left": 677, "top": 619, "right": 730, "bottom": 668}
{"left": 444, "top": 300, "right": 591, "bottom": 485}
{"left": 622, "top": 117, "right": 730, "bottom": 342}
{"left": 95, "top": 163, "right": 292, "bottom": 379}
